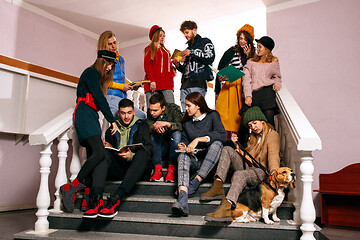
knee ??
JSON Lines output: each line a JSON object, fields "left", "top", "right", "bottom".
{"left": 209, "top": 140, "right": 223, "bottom": 150}
{"left": 171, "top": 131, "right": 182, "bottom": 141}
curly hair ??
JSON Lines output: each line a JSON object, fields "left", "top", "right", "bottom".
{"left": 180, "top": 20, "right": 197, "bottom": 32}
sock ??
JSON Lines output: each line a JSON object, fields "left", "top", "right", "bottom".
{"left": 72, "top": 178, "right": 80, "bottom": 187}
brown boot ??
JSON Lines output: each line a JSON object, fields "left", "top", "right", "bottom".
{"left": 199, "top": 178, "right": 225, "bottom": 202}
{"left": 204, "top": 197, "right": 232, "bottom": 222}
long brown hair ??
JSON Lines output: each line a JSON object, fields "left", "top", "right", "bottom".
{"left": 146, "top": 29, "right": 170, "bottom": 61}
{"left": 182, "top": 92, "right": 213, "bottom": 122}
{"left": 246, "top": 122, "right": 274, "bottom": 158}
{"left": 91, "top": 58, "right": 115, "bottom": 95}
{"left": 235, "top": 30, "right": 255, "bottom": 65}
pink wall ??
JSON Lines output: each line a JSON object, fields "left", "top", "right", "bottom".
{"left": 119, "top": 42, "right": 148, "bottom": 83}
{"left": 0, "top": 1, "right": 96, "bottom": 210}
{"left": 0, "top": 0, "right": 97, "bottom": 77}
{"left": 267, "top": 0, "right": 360, "bottom": 216}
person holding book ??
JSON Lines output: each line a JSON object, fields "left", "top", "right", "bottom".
{"left": 202, "top": 106, "right": 280, "bottom": 222}
{"left": 238, "top": 36, "right": 282, "bottom": 146}
{"left": 173, "top": 20, "right": 215, "bottom": 112}
{"left": 171, "top": 92, "right": 226, "bottom": 217}
{"left": 144, "top": 25, "right": 176, "bottom": 108}
{"left": 214, "top": 24, "right": 255, "bottom": 139}
{"left": 83, "top": 98, "right": 153, "bottom": 218}
{"left": 60, "top": 50, "right": 119, "bottom": 215}
{"left": 147, "top": 93, "right": 182, "bottom": 182}
{"left": 98, "top": 30, "right": 146, "bottom": 119}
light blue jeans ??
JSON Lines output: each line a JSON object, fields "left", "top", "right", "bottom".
{"left": 180, "top": 87, "right": 206, "bottom": 113}
{"left": 107, "top": 95, "right": 146, "bottom": 119}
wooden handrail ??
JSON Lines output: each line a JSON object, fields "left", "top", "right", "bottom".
{"left": 0, "top": 54, "right": 79, "bottom": 84}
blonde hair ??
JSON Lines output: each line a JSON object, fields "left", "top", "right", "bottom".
{"left": 245, "top": 122, "right": 274, "bottom": 159}
{"left": 91, "top": 58, "right": 114, "bottom": 95}
{"left": 97, "top": 30, "right": 115, "bottom": 51}
{"left": 146, "top": 30, "right": 170, "bottom": 61}
{"left": 252, "top": 48, "right": 275, "bottom": 63}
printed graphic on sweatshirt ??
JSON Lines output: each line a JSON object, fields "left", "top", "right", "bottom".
{"left": 192, "top": 43, "right": 214, "bottom": 59}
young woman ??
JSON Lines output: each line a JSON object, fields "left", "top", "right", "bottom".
{"left": 215, "top": 24, "right": 255, "bottom": 137}
{"left": 202, "top": 106, "right": 280, "bottom": 222}
{"left": 144, "top": 25, "right": 176, "bottom": 107}
{"left": 238, "top": 36, "right": 282, "bottom": 146}
{"left": 60, "top": 50, "right": 119, "bottom": 217}
{"left": 172, "top": 92, "right": 226, "bottom": 217}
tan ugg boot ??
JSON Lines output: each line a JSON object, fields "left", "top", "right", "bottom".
{"left": 199, "top": 178, "right": 225, "bottom": 201}
{"left": 204, "top": 197, "right": 232, "bottom": 222}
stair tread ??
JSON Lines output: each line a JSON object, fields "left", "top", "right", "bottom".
{"left": 107, "top": 180, "right": 231, "bottom": 188}
{"left": 50, "top": 210, "right": 306, "bottom": 231}
{"left": 15, "top": 229, "right": 224, "bottom": 240}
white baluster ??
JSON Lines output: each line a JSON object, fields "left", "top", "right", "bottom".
{"left": 288, "top": 152, "right": 302, "bottom": 226}
{"left": 34, "top": 143, "right": 53, "bottom": 233}
{"left": 69, "top": 126, "right": 81, "bottom": 181}
{"left": 299, "top": 151, "right": 316, "bottom": 240}
{"left": 50, "top": 130, "right": 69, "bottom": 213}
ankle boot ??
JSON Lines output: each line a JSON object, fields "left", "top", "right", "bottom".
{"left": 199, "top": 178, "right": 225, "bottom": 202}
{"left": 188, "top": 178, "right": 200, "bottom": 197}
{"left": 171, "top": 190, "right": 189, "bottom": 217}
{"left": 204, "top": 197, "right": 232, "bottom": 222}
{"left": 60, "top": 178, "right": 86, "bottom": 213}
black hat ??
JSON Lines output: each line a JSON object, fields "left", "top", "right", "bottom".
{"left": 97, "top": 50, "right": 116, "bottom": 63}
{"left": 255, "top": 36, "right": 275, "bottom": 51}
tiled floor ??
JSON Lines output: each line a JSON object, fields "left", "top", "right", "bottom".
{"left": 2, "top": 209, "right": 359, "bottom": 240}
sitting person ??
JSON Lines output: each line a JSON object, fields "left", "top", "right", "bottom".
{"left": 202, "top": 106, "right": 280, "bottom": 222}
{"left": 147, "top": 93, "right": 182, "bottom": 182}
{"left": 82, "top": 98, "right": 152, "bottom": 218}
{"left": 172, "top": 92, "right": 226, "bottom": 217}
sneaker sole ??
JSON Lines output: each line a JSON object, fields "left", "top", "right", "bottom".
{"left": 199, "top": 195, "right": 225, "bottom": 202}
{"left": 82, "top": 214, "right": 98, "bottom": 219}
{"left": 150, "top": 177, "right": 164, "bottom": 182}
{"left": 171, "top": 203, "right": 189, "bottom": 217}
{"left": 204, "top": 215, "right": 232, "bottom": 223}
{"left": 98, "top": 211, "right": 118, "bottom": 218}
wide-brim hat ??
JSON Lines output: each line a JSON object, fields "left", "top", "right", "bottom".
{"left": 97, "top": 50, "right": 116, "bottom": 63}
{"left": 255, "top": 36, "right": 275, "bottom": 51}
{"left": 149, "top": 25, "right": 162, "bottom": 40}
{"left": 243, "top": 106, "right": 267, "bottom": 128}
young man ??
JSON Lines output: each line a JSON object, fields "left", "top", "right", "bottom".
{"left": 147, "top": 93, "right": 182, "bottom": 182}
{"left": 98, "top": 30, "right": 146, "bottom": 119}
{"left": 84, "top": 98, "right": 152, "bottom": 219}
{"left": 173, "top": 20, "right": 215, "bottom": 112}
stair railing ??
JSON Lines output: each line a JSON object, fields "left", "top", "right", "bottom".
{"left": 276, "top": 85, "right": 322, "bottom": 240}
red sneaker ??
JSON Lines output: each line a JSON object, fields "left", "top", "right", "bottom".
{"left": 165, "top": 164, "right": 176, "bottom": 183}
{"left": 83, "top": 194, "right": 104, "bottom": 219}
{"left": 98, "top": 193, "right": 121, "bottom": 218}
{"left": 150, "top": 164, "right": 163, "bottom": 182}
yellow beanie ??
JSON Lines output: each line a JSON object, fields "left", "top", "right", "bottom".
{"left": 237, "top": 24, "right": 254, "bottom": 41}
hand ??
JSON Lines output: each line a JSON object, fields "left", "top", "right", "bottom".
{"left": 153, "top": 121, "right": 169, "bottom": 134}
{"left": 186, "top": 138, "right": 199, "bottom": 154}
{"left": 178, "top": 142, "right": 186, "bottom": 151}
{"left": 230, "top": 133, "right": 238, "bottom": 144}
{"left": 150, "top": 82, "right": 156, "bottom": 92}
{"left": 241, "top": 44, "right": 251, "bottom": 57}
{"left": 218, "top": 75, "right": 229, "bottom": 82}
{"left": 245, "top": 96, "right": 252, "bottom": 107}
{"left": 273, "top": 85, "right": 280, "bottom": 91}
{"left": 104, "top": 141, "right": 111, "bottom": 148}
{"left": 123, "top": 83, "right": 133, "bottom": 91}
{"left": 173, "top": 59, "right": 180, "bottom": 66}
{"left": 132, "top": 85, "right": 140, "bottom": 91}
{"left": 111, "top": 122, "right": 120, "bottom": 135}
{"left": 181, "top": 49, "right": 190, "bottom": 58}
{"left": 117, "top": 149, "right": 132, "bottom": 161}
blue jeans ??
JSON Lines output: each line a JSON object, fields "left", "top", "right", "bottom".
{"left": 107, "top": 95, "right": 146, "bottom": 119}
{"left": 180, "top": 87, "right": 207, "bottom": 113}
{"left": 151, "top": 130, "right": 182, "bottom": 166}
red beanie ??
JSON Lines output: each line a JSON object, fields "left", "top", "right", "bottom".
{"left": 149, "top": 25, "right": 162, "bottom": 40}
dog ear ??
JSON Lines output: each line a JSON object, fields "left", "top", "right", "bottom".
{"left": 289, "top": 182, "right": 295, "bottom": 189}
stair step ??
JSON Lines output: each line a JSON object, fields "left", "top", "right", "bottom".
{"left": 14, "top": 229, "right": 223, "bottom": 240}
{"left": 46, "top": 210, "right": 317, "bottom": 240}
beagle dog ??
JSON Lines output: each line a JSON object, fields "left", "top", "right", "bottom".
{"left": 232, "top": 167, "right": 295, "bottom": 224}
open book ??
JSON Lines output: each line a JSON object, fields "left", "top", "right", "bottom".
{"left": 209, "top": 64, "right": 245, "bottom": 83}
{"left": 129, "top": 80, "right": 151, "bottom": 87}
{"left": 105, "top": 143, "right": 144, "bottom": 153}
{"left": 171, "top": 49, "right": 183, "bottom": 62}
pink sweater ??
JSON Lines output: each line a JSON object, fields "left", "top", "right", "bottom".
{"left": 242, "top": 61, "right": 282, "bottom": 98}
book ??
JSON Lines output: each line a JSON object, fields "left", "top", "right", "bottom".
{"left": 175, "top": 148, "right": 206, "bottom": 154}
{"left": 105, "top": 143, "right": 144, "bottom": 153}
{"left": 209, "top": 64, "right": 245, "bottom": 83}
{"left": 171, "top": 49, "right": 183, "bottom": 62}
{"left": 129, "top": 80, "right": 151, "bottom": 87}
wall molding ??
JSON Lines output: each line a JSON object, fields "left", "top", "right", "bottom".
{"left": 266, "top": 0, "right": 320, "bottom": 13}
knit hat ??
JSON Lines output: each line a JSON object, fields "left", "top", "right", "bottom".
{"left": 243, "top": 106, "right": 267, "bottom": 128}
{"left": 237, "top": 24, "right": 254, "bottom": 41}
{"left": 97, "top": 50, "right": 116, "bottom": 63}
{"left": 149, "top": 25, "right": 162, "bottom": 40}
{"left": 255, "top": 36, "right": 275, "bottom": 51}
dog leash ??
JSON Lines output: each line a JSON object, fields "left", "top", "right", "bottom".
{"left": 235, "top": 141, "right": 278, "bottom": 194}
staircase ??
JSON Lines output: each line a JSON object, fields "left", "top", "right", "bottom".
{"left": 14, "top": 176, "right": 324, "bottom": 240}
